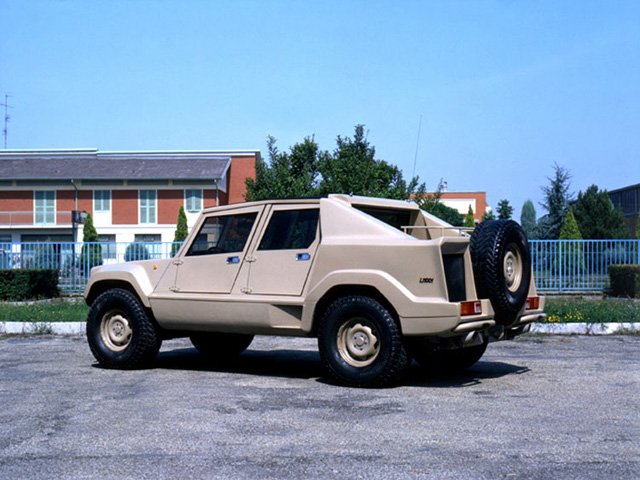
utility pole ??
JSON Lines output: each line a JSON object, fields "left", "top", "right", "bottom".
{"left": 0, "top": 95, "right": 12, "bottom": 149}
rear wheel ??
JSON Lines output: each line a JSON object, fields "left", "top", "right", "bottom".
{"left": 86, "top": 288, "right": 161, "bottom": 369}
{"left": 190, "top": 332, "right": 254, "bottom": 362}
{"left": 318, "top": 296, "right": 409, "bottom": 387}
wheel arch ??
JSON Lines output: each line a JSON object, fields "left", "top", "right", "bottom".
{"left": 309, "top": 284, "right": 401, "bottom": 336}
{"left": 85, "top": 279, "right": 149, "bottom": 309}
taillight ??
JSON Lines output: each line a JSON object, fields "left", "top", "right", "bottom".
{"left": 525, "top": 297, "right": 540, "bottom": 310}
{"left": 460, "top": 300, "right": 482, "bottom": 316}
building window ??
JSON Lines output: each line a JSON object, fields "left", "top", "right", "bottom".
{"left": 98, "top": 234, "right": 117, "bottom": 260}
{"left": 185, "top": 189, "right": 203, "bottom": 213}
{"left": 94, "top": 190, "right": 111, "bottom": 212}
{"left": 34, "top": 191, "right": 55, "bottom": 225}
{"left": 134, "top": 234, "right": 162, "bottom": 258}
{"left": 139, "top": 190, "right": 156, "bottom": 224}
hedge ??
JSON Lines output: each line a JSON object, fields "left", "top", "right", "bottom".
{"left": 608, "top": 265, "right": 640, "bottom": 298}
{"left": 0, "top": 269, "right": 60, "bottom": 301}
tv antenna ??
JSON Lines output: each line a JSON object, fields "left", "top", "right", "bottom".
{"left": 0, "top": 94, "right": 12, "bottom": 149}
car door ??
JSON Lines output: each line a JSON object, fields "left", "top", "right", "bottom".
{"left": 240, "top": 205, "right": 320, "bottom": 296}
{"left": 173, "top": 207, "right": 262, "bottom": 294}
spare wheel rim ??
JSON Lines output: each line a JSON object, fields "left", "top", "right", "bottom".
{"left": 503, "top": 244, "right": 523, "bottom": 293}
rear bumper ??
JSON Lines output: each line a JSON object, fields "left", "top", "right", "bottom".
{"left": 399, "top": 300, "right": 546, "bottom": 337}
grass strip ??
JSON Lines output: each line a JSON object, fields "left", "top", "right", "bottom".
{"left": 545, "top": 297, "right": 640, "bottom": 323}
{"left": 0, "top": 300, "right": 89, "bottom": 322}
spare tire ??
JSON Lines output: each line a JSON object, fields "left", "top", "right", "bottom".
{"left": 470, "top": 219, "right": 531, "bottom": 325}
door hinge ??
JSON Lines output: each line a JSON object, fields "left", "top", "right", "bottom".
{"left": 173, "top": 259, "right": 184, "bottom": 266}
{"left": 245, "top": 256, "right": 257, "bottom": 263}
{"left": 169, "top": 286, "right": 180, "bottom": 292}
{"left": 241, "top": 287, "right": 253, "bottom": 294}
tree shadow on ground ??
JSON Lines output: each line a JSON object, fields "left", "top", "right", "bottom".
{"left": 147, "top": 346, "right": 530, "bottom": 388}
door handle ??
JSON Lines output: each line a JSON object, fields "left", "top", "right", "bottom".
{"left": 296, "top": 253, "right": 311, "bottom": 261}
{"left": 226, "top": 256, "right": 240, "bottom": 264}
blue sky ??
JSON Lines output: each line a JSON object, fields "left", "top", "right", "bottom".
{"left": 1, "top": 0, "right": 639, "bottom": 217}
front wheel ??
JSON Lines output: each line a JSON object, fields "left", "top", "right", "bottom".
{"left": 318, "top": 296, "right": 409, "bottom": 387}
{"left": 86, "top": 288, "right": 161, "bottom": 369}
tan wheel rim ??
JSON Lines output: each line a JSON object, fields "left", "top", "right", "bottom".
{"left": 100, "top": 310, "right": 133, "bottom": 352}
{"left": 503, "top": 244, "right": 523, "bottom": 293}
{"left": 336, "top": 319, "right": 380, "bottom": 367}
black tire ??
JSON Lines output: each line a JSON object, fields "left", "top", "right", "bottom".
{"left": 189, "top": 332, "right": 254, "bottom": 361}
{"left": 86, "top": 288, "right": 161, "bottom": 369}
{"left": 470, "top": 219, "right": 531, "bottom": 325}
{"left": 317, "top": 296, "right": 409, "bottom": 387}
{"left": 411, "top": 339, "right": 488, "bottom": 373}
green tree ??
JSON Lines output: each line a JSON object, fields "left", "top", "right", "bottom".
{"left": 558, "top": 208, "right": 583, "bottom": 274}
{"left": 79, "top": 213, "right": 102, "bottom": 270}
{"left": 520, "top": 200, "right": 537, "bottom": 239}
{"left": 538, "top": 163, "right": 573, "bottom": 239}
{"left": 559, "top": 208, "right": 582, "bottom": 240}
{"left": 172, "top": 206, "right": 189, "bottom": 256}
{"left": 573, "top": 185, "right": 629, "bottom": 239}
{"left": 464, "top": 205, "right": 475, "bottom": 228}
{"left": 245, "top": 135, "right": 324, "bottom": 201}
{"left": 318, "top": 125, "right": 421, "bottom": 199}
{"left": 496, "top": 199, "right": 513, "bottom": 220}
{"left": 481, "top": 209, "right": 496, "bottom": 222}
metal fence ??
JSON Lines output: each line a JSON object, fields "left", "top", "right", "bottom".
{"left": 1, "top": 239, "right": 639, "bottom": 293}
{"left": 530, "top": 239, "right": 639, "bottom": 292}
{"left": 0, "top": 241, "right": 181, "bottom": 292}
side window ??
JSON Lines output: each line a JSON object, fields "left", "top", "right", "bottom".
{"left": 258, "top": 209, "right": 319, "bottom": 251}
{"left": 186, "top": 212, "right": 257, "bottom": 256}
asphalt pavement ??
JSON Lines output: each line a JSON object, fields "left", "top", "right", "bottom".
{"left": 0, "top": 334, "right": 638, "bottom": 479}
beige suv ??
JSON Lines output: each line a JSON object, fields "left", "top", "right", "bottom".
{"left": 85, "top": 195, "right": 546, "bottom": 387}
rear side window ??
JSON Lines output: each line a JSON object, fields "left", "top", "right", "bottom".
{"left": 258, "top": 209, "right": 319, "bottom": 251}
{"left": 355, "top": 206, "right": 412, "bottom": 231}
{"left": 186, "top": 212, "right": 257, "bottom": 256}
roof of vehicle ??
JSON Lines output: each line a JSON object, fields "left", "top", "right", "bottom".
{"left": 201, "top": 194, "right": 421, "bottom": 215}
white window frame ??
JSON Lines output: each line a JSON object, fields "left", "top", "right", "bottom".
{"left": 139, "top": 190, "right": 157, "bottom": 224}
{"left": 94, "top": 190, "right": 111, "bottom": 213}
{"left": 185, "top": 189, "right": 203, "bottom": 213}
{"left": 34, "top": 191, "right": 56, "bottom": 225}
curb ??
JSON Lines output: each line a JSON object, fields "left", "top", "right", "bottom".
{"left": 529, "top": 322, "right": 640, "bottom": 335}
{"left": 0, "top": 322, "right": 86, "bottom": 335}
{"left": 1, "top": 322, "right": 640, "bottom": 336}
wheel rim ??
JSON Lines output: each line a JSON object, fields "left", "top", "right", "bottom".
{"left": 503, "top": 244, "right": 523, "bottom": 293}
{"left": 100, "top": 309, "right": 133, "bottom": 352}
{"left": 336, "top": 318, "right": 380, "bottom": 367}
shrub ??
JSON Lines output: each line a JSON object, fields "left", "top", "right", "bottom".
{"left": 124, "top": 243, "right": 150, "bottom": 262}
{"left": 0, "top": 269, "right": 60, "bottom": 300}
{"left": 609, "top": 265, "right": 640, "bottom": 298}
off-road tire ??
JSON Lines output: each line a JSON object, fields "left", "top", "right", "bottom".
{"left": 86, "top": 288, "right": 161, "bottom": 369}
{"left": 190, "top": 333, "right": 254, "bottom": 361}
{"left": 318, "top": 296, "right": 409, "bottom": 388}
{"left": 470, "top": 219, "right": 531, "bottom": 324}
{"left": 411, "top": 339, "right": 488, "bottom": 373}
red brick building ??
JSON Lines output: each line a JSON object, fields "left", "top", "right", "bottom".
{"left": 0, "top": 149, "right": 258, "bottom": 246}
{"left": 439, "top": 192, "right": 488, "bottom": 222}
